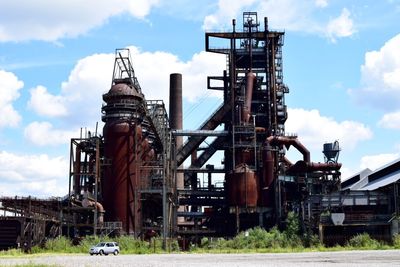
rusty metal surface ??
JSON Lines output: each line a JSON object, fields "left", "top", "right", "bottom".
{"left": 267, "top": 136, "right": 311, "bottom": 163}
{"left": 260, "top": 145, "right": 274, "bottom": 207}
{"left": 102, "top": 121, "right": 138, "bottom": 234}
{"left": 242, "top": 72, "right": 255, "bottom": 123}
{"left": 226, "top": 164, "right": 258, "bottom": 207}
{"left": 169, "top": 73, "right": 182, "bottom": 131}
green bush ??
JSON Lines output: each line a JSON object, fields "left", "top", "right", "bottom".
{"left": 167, "top": 238, "right": 180, "bottom": 252}
{"left": 393, "top": 234, "right": 400, "bottom": 249}
{"left": 33, "top": 236, "right": 78, "bottom": 253}
{"left": 282, "top": 212, "right": 303, "bottom": 248}
{"left": 346, "top": 233, "right": 381, "bottom": 249}
{"left": 285, "top": 211, "right": 300, "bottom": 238}
{"left": 196, "top": 226, "right": 304, "bottom": 251}
{"left": 302, "top": 233, "right": 322, "bottom": 248}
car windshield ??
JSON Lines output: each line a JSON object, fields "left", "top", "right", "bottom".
{"left": 96, "top": 243, "right": 105, "bottom": 247}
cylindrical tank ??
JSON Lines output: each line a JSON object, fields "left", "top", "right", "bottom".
{"left": 102, "top": 82, "right": 144, "bottom": 234}
{"left": 226, "top": 164, "right": 258, "bottom": 207}
{"left": 103, "top": 121, "right": 137, "bottom": 234}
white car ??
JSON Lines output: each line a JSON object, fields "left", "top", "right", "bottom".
{"left": 89, "top": 242, "right": 120, "bottom": 256}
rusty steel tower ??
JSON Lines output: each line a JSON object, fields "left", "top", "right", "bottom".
{"left": 100, "top": 49, "right": 171, "bottom": 236}
{"left": 172, "top": 12, "right": 341, "bottom": 237}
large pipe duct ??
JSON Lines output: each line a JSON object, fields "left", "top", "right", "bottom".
{"left": 169, "top": 73, "right": 184, "bottom": 190}
{"left": 282, "top": 156, "right": 293, "bottom": 167}
{"left": 262, "top": 143, "right": 275, "bottom": 189}
{"left": 82, "top": 197, "right": 105, "bottom": 227}
{"left": 260, "top": 142, "right": 275, "bottom": 207}
{"left": 287, "top": 161, "right": 342, "bottom": 174}
{"left": 242, "top": 72, "right": 256, "bottom": 123}
{"left": 267, "top": 136, "right": 310, "bottom": 163}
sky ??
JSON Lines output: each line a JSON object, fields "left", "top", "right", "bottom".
{"left": 0, "top": 0, "right": 400, "bottom": 197}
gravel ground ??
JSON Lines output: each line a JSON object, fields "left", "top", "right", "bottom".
{"left": 1, "top": 250, "right": 400, "bottom": 267}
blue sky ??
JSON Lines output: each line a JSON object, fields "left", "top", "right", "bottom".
{"left": 0, "top": 0, "right": 400, "bottom": 197}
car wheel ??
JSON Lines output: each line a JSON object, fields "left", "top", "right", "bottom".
{"left": 99, "top": 250, "right": 104, "bottom": 256}
{"left": 90, "top": 253, "right": 93, "bottom": 256}
{"left": 113, "top": 250, "right": 119, "bottom": 256}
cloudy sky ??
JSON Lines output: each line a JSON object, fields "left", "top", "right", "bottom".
{"left": 0, "top": 0, "right": 399, "bottom": 197}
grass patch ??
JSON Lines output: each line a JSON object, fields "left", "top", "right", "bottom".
{"left": 28, "top": 235, "right": 180, "bottom": 255}
{"left": 14, "top": 264, "right": 59, "bottom": 267}
{"left": 0, "top": 248, "right": 25, "bottom": 257}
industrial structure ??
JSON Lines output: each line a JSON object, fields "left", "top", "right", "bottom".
{"left": 1, "top": 12, "right": 399, "bottom": 250}
{"left": 170, "top": 11, "right": 341, "bottom": 237}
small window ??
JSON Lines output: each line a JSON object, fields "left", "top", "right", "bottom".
{"left": 107, "top": 243, "right": 114, "bottom": 247}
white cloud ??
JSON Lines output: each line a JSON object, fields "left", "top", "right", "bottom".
{"left": 0, "top": 70, "right": 23, "bottom": 128}
{"left": 360, "top": 153, "right": 399, "bottom": 171}
{"left": 349, "top": 33, "right": 400, "bottom": 110}
{"left": 29, "top": 47, "right": 225, "bottom": 129}
{"left": 203, "top": 0, "right": 257, "bottom": 30}
{"left": 0, "top": 151, "right": 68, "bottom": 197}
{"left": 131, "top": 47, "right": 226, "bottom": 105}
{"left": 202, "top": 0, "right": 355, "bottom": 41}
{"left": 28, "top": 86, "right": 68, "bottom": 117}
{"left": 28, "top": 52, "right": 114, "bottom": 128}
{"left": 339, "top": 166, "right": 354, "bottom": 181}
{"left": 0, "top": 0, "right": 161, "bottom": 42}
{"left": 378, "top": 110, "right": 400, "bottom": 129}
{"left": 326, "top": 8, "right": 356, "bottom": 42}
{"left": 24, "top": 121, "right": 78, "bottom": 146}
{"left": 60, "top": 53, "right": 114, "bottom": 126}
{"left": 286, "top": 108, "right": 372, "bottom": 161}
{"left": 127, "top": 0, "right": 161, "bottom": 18}
{"left": 315, "top": 0, "right": 328, "bottom": 8}
{"left": 203, "top": 0, "right": 312, "bottom": 31}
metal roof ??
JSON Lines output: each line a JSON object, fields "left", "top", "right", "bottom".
{"left": 341, "top": 168, "right": 372, "bottom": 190}
{"left": 361, "top": 168, "right": 400, "bottom": 191}
{"left": 343, "top": 158, "right": 400, "bottom": 191}
{"left": 371, "top": 157, "right": 400, "bottom": 174}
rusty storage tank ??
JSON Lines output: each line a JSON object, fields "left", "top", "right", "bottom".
{"left": 101, "top": 80, "right": 145, "bottom": 234}
{"left": 226, "top": 163, "right": 259, "bottom": 207}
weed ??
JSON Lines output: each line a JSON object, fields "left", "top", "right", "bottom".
{"left": 346, "top": 233, "right": 382, "bottom": 249}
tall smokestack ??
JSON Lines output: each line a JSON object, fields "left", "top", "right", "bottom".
{"left": 169, "top": 73, "right": 183, "bottom": 131}
{"left": 169, "top": 73, "right": 184, "bottom": 190}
